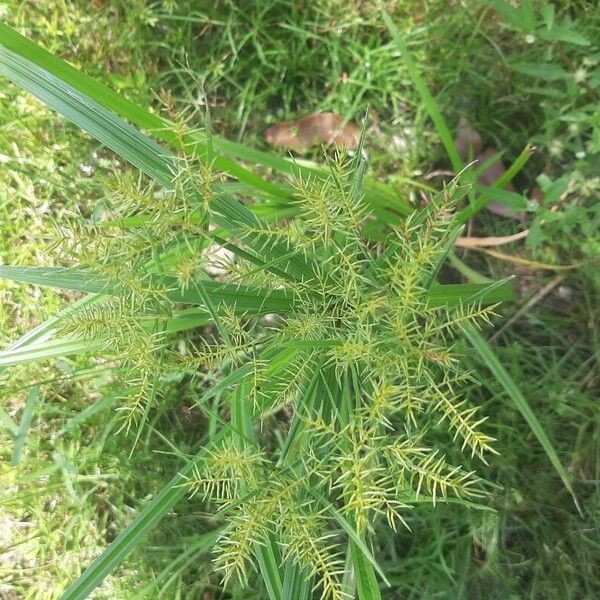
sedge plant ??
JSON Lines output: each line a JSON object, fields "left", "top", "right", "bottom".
{"left": 0, "top": 21, "right": 530, "bottom": 600}
{"left": 177, "top": 155, "right": 500, "bottom": 597}
{"left": 6, "top": 145, "right": 500, "bottom": 598}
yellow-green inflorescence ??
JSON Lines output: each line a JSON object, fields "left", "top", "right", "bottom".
{"left": 183, "top": 154, "right": 498, "bottom": 597}
{"left": 59, "top": 151, "right": 497, "bottom": 598}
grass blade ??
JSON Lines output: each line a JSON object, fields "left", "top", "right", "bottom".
{"left": 10, "top": 386, "right": 40, "bottom": 465}
{"left": 464, "top": 326, "right": 581, "bottom": 514}
{"left": 382, "top": 13, "right": 462, "bottom": 172}
{"left": 230, "top": 384, "right": 284, "bottom": 600}
{"left": 423, "top": 225, "right": 465, "bottom": 290}
{"left": 255, "top": 539, "right": 284, "bottom": 600}
{"left": 312, "top": 500, "right": 389, "bottom": 588}
{"left": 0, "top": 264, "right": 511, "bottom": 317}
{"left": 448, "top": 253, "right": 493, "bottom": 284}
{"left": 0, "top": 407, "right": 19, "bottom": 437}
{"left": 351, "top": 540, "right": 382, "bottom": 600}
{"left": 455, "top": 145, "right": 535, "bottom": 225}
{"left": 0, "top": 309, "right": 213, "bottom": 367}
{"left": 59, "top": 432, "right": 225, "bottom": 600}
{"left": 0, "top": 266, "right": 296, "bottom": 313}
{"left": 427, "top": 281, "right": 513, "bottom": 307}
{"left": 0, "top": 22, "right": 406, "bottom": 213}
{"left": 0, "top": 45, "right": 175, "bottom": 188}
{"left": 383, "top": 13, "right": 534, "bottom": 221}
{"left": 57, "top": 393, "right": 120, "bottom": 436}
{"left": 0, "top": 338, "right": 104, "bottom": 368}
{"left": 0, "top": 22, "right": 284, "bottom": 198}
{"left": 282, "top": 563, "right": 313, "bottom": 600}
{"left": 0, "top": 294, "right": 100, "bottom": 361}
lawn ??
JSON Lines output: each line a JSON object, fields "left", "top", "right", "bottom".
{"left": 0, "top": 1, "right": 599, "bottom": 599}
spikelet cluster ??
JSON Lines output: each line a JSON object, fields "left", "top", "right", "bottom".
{"left": 182, "top": 153, "right": 498, "bottom": 596}
{"left": 50, "top": 158, "right": 216, "bottom": 432}
{"left": 58, "top": 147, "right": 497, "bottom": 596}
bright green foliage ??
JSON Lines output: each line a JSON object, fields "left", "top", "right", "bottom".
{"left": 25, "top": 147, "right": 501, "bottom": 597}
{"left": 3, "top": 3, "right": 597, "bottom": 599}
{"left": 162, "top": 155, "right": 496, "bottom": 596}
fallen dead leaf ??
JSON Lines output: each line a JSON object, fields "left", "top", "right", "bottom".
{"left": 265, "top": 112, "right": 360, "bottom": 153}
{"left": 531, "top": 185, "right": 545, "bottom": 204}
{"left": 455, "top": 116, "right": 483, "bottom": 161}
{"left": 454, "top": 118, "right": 525, "bottom": 221}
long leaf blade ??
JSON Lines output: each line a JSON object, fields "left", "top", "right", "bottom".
{"left": 0, "top": 22, "right": 407, "bottom": 213}
{"left": 59, "top": 435, "right": 224, "bottom": 600}
{"left": 382, "top": 13, "right": 462, "bottom": 172}
{"left": 351, "top": 541, "right": 382, "bottom": 600}
{"left": 464, "top": 326, "right": 581, "bottom": 514}
{"left": 11, "top": 386, "right": 40, "bottom": 466}
{"left": 0, "top": 266, "right": 296, "bottom": 313}
{"left": 0, "top": 45, "right": 174, "bottom": 188}
{"left": 0, "top": 338, "right": 103, "bottom": 368}
{"left": 230, "top": 384, "right": 284, "bottom": 600}
{"left": 0, "top": 22, "right": 285, "bottom": 198}
{"left": 0, "top": 267, "right": 512, "bottom": 316}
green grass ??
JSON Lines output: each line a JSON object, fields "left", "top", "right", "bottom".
{"left": 0, "top": 1, "right": 599, "bottom": 599}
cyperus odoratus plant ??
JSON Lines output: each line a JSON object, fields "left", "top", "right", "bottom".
{"left": 44, "top": 148, "right": 498, "bottom": 598}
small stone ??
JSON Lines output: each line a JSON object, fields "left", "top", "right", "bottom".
{"left": 574, "top": 68, "right": 587, "bottom": 83}
{"left": 557, "top": 286, "right": 573, "bottom": 302}
{"left": 203, "top": 243, "right": 235, "bottom": 278}
{"left": 79, "top": 164, "right": 95, "bottom": 177}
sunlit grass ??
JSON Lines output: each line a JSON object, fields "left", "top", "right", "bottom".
{"left": 0, "top": 1, "right": 599, "bottom": 599}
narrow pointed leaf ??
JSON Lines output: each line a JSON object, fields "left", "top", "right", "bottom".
{"left": 0, "top": 22, "right": 407, "bottom": 213}
{"left": 0, "top": 338, "right": 104, "bottom": 368}
{"left": 0, "top": 45, "right": 174, "bottom": 188}
{"left": 282, "top": 563, "right": 313, "bottom": 600}
{"left": 383, "top": 13, "right": 462, "bottom": 172}
{"left": 0, "top": 266, "right": 296, "bottom": 313}
{"left": 351, "top": 541, "right": 382, "bottom": 600}
{"left": 11, "top": 386, "right": 41, "bottom": 466}
{"left": 0, "top": 407, "right": 18, "bottom": 437}
{"left": 464, "top": 326, "right": 581, "bottom": 514}
{"left": 59, "top": 432, "right": 225, "bottom": 600}
{"left": 230, "top": 385, "right": 284, "bottom": 600}
{"left": 427, "top": 281, "right": 513, "bottom": 307}
{"left": 0, "top": 22, "right": 283, "bottom": 198}
{"left": 306, "top": 497, "right": 389, "bottom": 587}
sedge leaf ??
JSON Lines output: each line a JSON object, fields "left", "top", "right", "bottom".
{"left": 464, "top": 326, "right": 581, "bottom": 515}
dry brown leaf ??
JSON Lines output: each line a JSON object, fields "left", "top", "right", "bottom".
{"left": 476, "top": 147, "right": 515, "bottom": 191}
{"left": 264, "top": 112, "right": 360, "bottom": 153}
{"left": 531, "top": 185, "right": 545, "bottom": 203}
{"left": 455, "top": 116, "right": 483, "bottom": 161}
{"left": 475, "top": 147, "right": 526, "bottom": 222}
{"left": 454, "top": 118, "right": 525, "bottom": 221}
{"left": 455, "top": 229, "right": 529, "bottom": 248}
